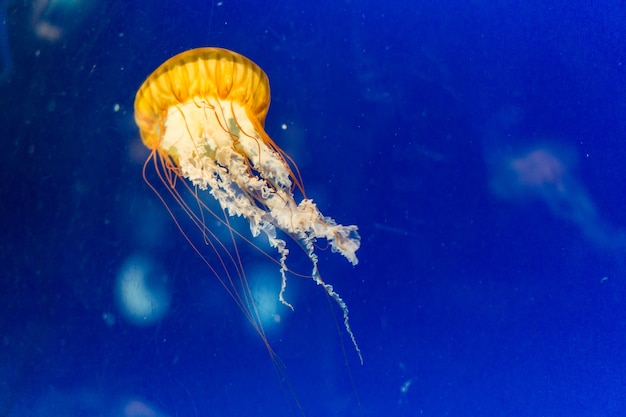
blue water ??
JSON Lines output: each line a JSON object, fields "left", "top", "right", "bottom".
{"left": 2, "top": 1, "right": 626, "bottom": 416}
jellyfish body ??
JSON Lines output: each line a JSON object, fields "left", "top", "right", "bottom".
{"left": 134, "top": 48, "right": 361, "bottom": 362}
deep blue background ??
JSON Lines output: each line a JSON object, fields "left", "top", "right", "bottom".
{"left": 2, "top": 1, "right": 626, "bottom": 416}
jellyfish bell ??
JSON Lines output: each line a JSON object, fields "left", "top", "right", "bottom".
{"left": 133, "top": 48, "right": 361, "bottom": 362}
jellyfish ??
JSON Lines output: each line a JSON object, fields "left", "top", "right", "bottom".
{"left": 134, "top": 48, "right": 362, "bottom": 362}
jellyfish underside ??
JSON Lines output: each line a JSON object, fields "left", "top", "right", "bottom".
{"left": 134, "top": 48, "right": 362, "bottom": 363}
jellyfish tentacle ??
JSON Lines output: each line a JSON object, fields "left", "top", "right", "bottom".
{"left": 319, "top": 279, "right": 363, "bottom": 365}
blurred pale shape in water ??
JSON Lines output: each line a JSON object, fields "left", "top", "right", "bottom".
{"left": 0, "top": 0, "right": 97, "bottom": 82}
{"left": 116, "top": 255, "right": 170, "bottom": 326}
{"left": 492, "top": 145, "right": 624, "bottom": 249}
{"left": 247, "top": 266, "right": 294, "bottom": 334}
{"left": 31, "top": 0, "right": 96, "bottom": 42}
{"left": 123, "top": 399, "right": 163, "bottom": 417}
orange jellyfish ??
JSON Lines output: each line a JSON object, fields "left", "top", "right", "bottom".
{"left": 134, "top": 47, "right": 362, "bottom": 362}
